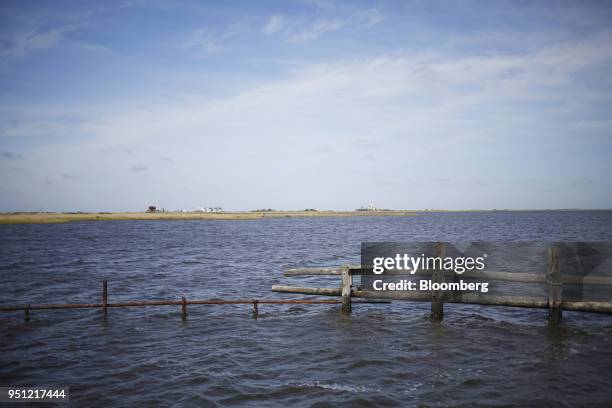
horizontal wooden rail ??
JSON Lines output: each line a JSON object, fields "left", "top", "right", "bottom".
{"left": 284, "top": 267, "right": 346, "bottom": 276}
{"left": 271, "top": 285, "right": 342, "bottom": 296}
{"left": 272, "top": 285, "right": 612, "bottom": 314}
{"left": 279, "top": 244, "right": 612, "bottom": 321}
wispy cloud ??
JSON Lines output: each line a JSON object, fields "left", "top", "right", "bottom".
{"left": 0, "top": 24, "right": 82, "bottom": 62}
{"left": 181, "top": 29, "right": 224, "bottom": 58}
{"left": 288, "top": 19, "right": 343, "bottom": 42}
{"left": 0, "top": 115, "right": 88, "bottom": 144}
{"left": 1, "top": 2, "right": 611, "bottom": 211}
{"left": 359, "top": 8, "right": 384, "bottom": 27}
{"left": 57, "top": 30, "right": 612, "bottom": 153}
{"left": 181, "top": 19, "right": 253, "bottom": 58}
{"left": 263, "top": 7, "right": 383, "bottom": 43}
{"left": 263, "top": 15, "right": 284, "bottom": 35}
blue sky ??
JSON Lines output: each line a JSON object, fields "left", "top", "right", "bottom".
{"left": 1, "top": 0, "right": 611, "bottom": 211}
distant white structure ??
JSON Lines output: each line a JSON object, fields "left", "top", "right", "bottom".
{"left": 356, "top": 203, "right": 377, "bottom": 211}
{"left": 198, "top": 207, "right": 224, "bottom": 213}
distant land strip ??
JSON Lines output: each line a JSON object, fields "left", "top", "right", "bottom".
{"left": 0, "top": 211, "right": 417, "bottom": 224}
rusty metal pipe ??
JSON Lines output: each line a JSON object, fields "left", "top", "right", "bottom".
{"left": 0, "top": 298, "right": 389, "bottom": 312}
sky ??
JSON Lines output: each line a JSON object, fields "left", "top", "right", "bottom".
{"left": 1, "top": 0, "right": 611, "bottom": 212}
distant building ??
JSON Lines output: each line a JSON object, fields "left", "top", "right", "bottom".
{"left": 356, "top": 203, "right": 377, "bottom": 211}
{"left": 147, "top": 206, "right": 157, "bottom": 213}
{"left": 198, "top": 207, "right": 224, "bottom": 213}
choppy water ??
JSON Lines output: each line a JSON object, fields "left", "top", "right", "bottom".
{"left": 2, "top": 211, "right": 612, "bottom": 407}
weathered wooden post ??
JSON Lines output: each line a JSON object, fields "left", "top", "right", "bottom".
{"left": 341, "top": 266, "right": 352, "bottom": 314}
{"left": 547, "top": 245, "right": 562, "bottom": 323}
{"left": 102, "top": 280, "right": 108, "bottom": 317}
{"left": 181, "top": 296, "right": 187, "bottom": 321}
{"left": 430, "top": 242, "right": 446, "bottom": 321}
{"left": 24, "top": 304, "right": 30, "bottom": 322}
{"left": 252, "top": 299, "right": 259, "bottom": 319}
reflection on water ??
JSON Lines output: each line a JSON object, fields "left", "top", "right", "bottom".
{"left": 1, "top": 211, "right": 612, "bottom": 406}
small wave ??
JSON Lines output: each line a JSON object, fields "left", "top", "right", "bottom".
{"left": 294, "top": 380, "right": 375, "bottom": 393}
{"left": 404, "top": 382, "right": 423, "bottom": 394}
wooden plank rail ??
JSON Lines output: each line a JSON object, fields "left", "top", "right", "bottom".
{"left": 271, "top": 286, "right": 342, "bottom": 296}
{"left": 284, "top": 267, "right": 346, "bottom": 276}
{"left": 273, "top": 286, "right": 612, "bottom": 314}
{"left": 275, "top": 243, "right": 612, "bottom": 320}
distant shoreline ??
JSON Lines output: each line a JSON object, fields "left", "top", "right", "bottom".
{"left": 0, "top": 210, "right": 417, "bottom": 224}
{"left": 0, "top": 209, "right": 610, "bottom": 225}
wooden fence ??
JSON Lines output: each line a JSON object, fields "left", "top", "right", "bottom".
{"left": 0, "top": 280, "right": 389, "bottom": 322}
{"left": 272, "top": 244, "right": 612, "bottom": 322}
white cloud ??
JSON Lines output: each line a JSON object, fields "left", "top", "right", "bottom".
{"left": 181, "top": 29, "right": 224, "bottom": 57}
{"left": 288, "top": 19, "right": 344, "bottom": 42}
{"left": 0, "top": 24, "right": 81, "bottom": 62}
{"left": 9, "top": 31, "right": 612, "bottom": 150}
{"left": 263, "top": 15, "right": 285, "bottom": 34}
{"left": 22, "top": 32, "right": 612, "bottom": 149}
{"left": 260, "top": 6, "right": 383, "bottom": 42}
{"left": 2, "top": 29, "right": 611, "bottom": 210}
{"left": 181, "top": 21, "right": 252, "bottom": 58}
{"left": 358, "top": 8, "right": 384, "bottom": 27}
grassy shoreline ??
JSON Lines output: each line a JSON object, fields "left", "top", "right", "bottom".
{"left": 2, "top": 209, "right": 607, "bottom": 225}
{"left": 0, "top": 211, "right": 417, "bottom": 224}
